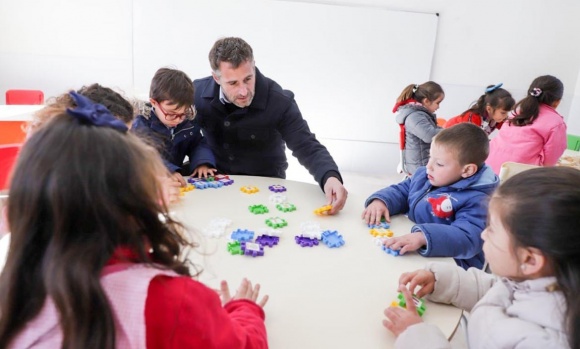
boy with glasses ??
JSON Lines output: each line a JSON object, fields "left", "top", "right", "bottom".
{"left": 132, "top": 68, "right": 216, "bottom": 186}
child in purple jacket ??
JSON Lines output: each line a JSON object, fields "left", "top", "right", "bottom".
{"left": 362, "top": 123, "right": 499, "bottom": 269}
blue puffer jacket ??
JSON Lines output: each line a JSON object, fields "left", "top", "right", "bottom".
{"left": 131, "top": 104, "right": 215, "bottom": 174}
{"left": 365, "top": 165, "right": 499, "bottom": 269}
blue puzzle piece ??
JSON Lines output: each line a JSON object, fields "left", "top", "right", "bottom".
{"left": 382, "top": 246, "right": 400, "bottom": 256}
{"left": 367, "top": 221, "right": 390, "bottom": 229}
{"left": 321, "top": 230, "right": 345, "bottom": 248}
{"left": 230, "top": 229, "right": 255, "bottom": 242}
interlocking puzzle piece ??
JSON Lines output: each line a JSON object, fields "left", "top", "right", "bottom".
{"left": 207, "top": 181, "right": 224, "bottom": 188}
{"left": 269, "top": 193, "right": 287, "bottom": 204}
{"left": 256, "top": 228, "right": 282, "bottom": 237}
{"left": 179, "top": 184, "right": 195, "bottom": 196}
{"left": 255, "top": 235, "right": 280, "bottom": 247}
{"left": 299, "top": 221, "right": 322, "bottom": 239}
{"left": 193, "top": 181, "right": 211, "bottom": 189}
{"left": 373, "top": 236, "right": 389, "bottom": 246}
{"left": 367, "top": 221, "right": 390, "bottom": 229}
{"left": 295, "top": 235, "right": 319, "bottom": 247}
{"left": 249, "top": 204, "right": 269, "bottom": 214}
{"left": 219, "top": 178, "right": 234, "bottom": 186}
{"left": 369, "top": 228, "right": 394, "bottom": 238}
{"left": 187, "top": 177, "right": 203, "bottom": 183}
{"left": 230, "top": 229, "right": 255, "bottom": 242}
{"left": 276, "top": 202, "right": 296, "bottom": 212}
{"left": 202, "top": 217, "right": 232, "bottom": 238}
{"left": 227, "top": 240, "right": 243, "bottom": 255}
{"left": 241, "top": 242, "right": 265, "bottom": 257}
{"left": 268, "top": 184, "right": 287, "bottom": 193}
{"left": 265, "top": 217, "right": 288, "bottom": 229}
{"left": 391, "top": 292, "right": 426, "bottom": 316}
{"left": 382, "top": 245, "right": 400, "bottom": 256}
{"left": 240, "top": 185, "right": 259, "bottom": 194}
{"left": 313, "top": 205, "right": 332, "bottom": 215}
{"left": 321, "top": 230, "right": 345, "bottom": 248}
{"left": 214, "top": 174, "right": 230, "bottom": 181}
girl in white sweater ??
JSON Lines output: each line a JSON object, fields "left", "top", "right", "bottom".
{"left": 383, "top": 166, "right": 580, "bottom": 349}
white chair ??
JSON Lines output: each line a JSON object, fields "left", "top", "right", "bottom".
{"left": 498, "top": 162, "right": 539, "bottom": 182}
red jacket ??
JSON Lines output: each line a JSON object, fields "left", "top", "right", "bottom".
{"left": 444, "top": 111, "right": 503, "bottom": 135}
{"left": 146, "top": 275, "right": 268, "bottom": 348}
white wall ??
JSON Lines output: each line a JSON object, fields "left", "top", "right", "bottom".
{"left": 2, "top": 0, "right": 579, "bottom": 181}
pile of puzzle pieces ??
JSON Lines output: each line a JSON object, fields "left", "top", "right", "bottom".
{"left": 187, "top": 174, "right": 234, "bottom": 189}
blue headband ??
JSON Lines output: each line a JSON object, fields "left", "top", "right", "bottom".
{"left": 66, "top": 91, "right": 128, "bottom": 133}
{"left": 485, "top": 83, "right": 503, "bottom": 94}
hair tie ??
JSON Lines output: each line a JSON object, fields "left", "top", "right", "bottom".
{"left": 530, "top": 87, "right": 542, "bottom": 98}
{"left": 485, "top": 83, "right": 503, "bottom": 94}
{"left": 66, "top": 92, "right": 128, "bottom": 133}
{"left": 412, "top": 84, "right": 418, "bottom": 93}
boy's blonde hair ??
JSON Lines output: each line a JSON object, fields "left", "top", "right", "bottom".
{"left": 433, "top": 123, "right": 489, "bottom": 168}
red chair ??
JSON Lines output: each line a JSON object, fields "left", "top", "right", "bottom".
{"left": 5, "top": 90, "right": 44, "bottom": 105}
{"left": 0, "top": 144, "right": 22, "bottom": 190}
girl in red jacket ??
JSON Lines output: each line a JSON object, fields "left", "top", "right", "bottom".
{"left": 0, "top": 92, "right": 269, "bottom": 349}
{"left": 444, "top": 83, "right": 515, "bottom": 135}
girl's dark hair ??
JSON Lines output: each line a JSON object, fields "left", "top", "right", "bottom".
{"left": 493, "top": 167, "right": 580, "bottom": 348}
{"left": 0, "top": 113, "right": 195, "bottom": 348}
{"left": 466, "top": 85, "right": 515, "bottom": 118}
{"left": 396, "top": 81, "right": 444, "bottom": 104}
{"left": 510, "top": 75, "right": 564, "bottom": 126}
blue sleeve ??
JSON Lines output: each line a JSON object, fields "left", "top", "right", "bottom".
{"left": 413, "top": 193, "right": 487, "bottom": 259}
{"left": 364, "top": 178, "right": 412, "bottom": 215}
{"left": 132, "top": 116, "right": 180, "bottom": 173}
{"left": 188, "top": 131, "right": 216, "bottom": 170}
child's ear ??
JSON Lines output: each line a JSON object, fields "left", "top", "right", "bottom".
{"left": 149, "top": 98, "right": 156, "bottom": 106}
{"left": 485, "top": 105, "right": 493, "bottom": 115}
{"left": 461, "top": 163, "right": 478, "bottom": 178}
{"left": 519, "top": 247, "right": 548, "bottom": 277}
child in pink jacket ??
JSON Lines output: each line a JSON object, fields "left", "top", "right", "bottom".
{"left": 487, "top": 75, "right": 567, "bottom": 174}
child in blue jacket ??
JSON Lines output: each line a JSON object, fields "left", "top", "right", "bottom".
{"left": 362, "top": 123, "right": 499, "bottom": 269}
{"left": 132, "top": 68, "right": 215, "bottom": 186}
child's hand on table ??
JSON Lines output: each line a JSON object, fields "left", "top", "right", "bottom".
{"left": 192, "top": 164, "right": 217, "bottom": 178}
{"left": 383, "top": 232, "right": 426, "bottom": 255}
{"left": 220, "top": 278, "right": 269, "bottom": 308}
{"left": 170, "top": 172, "right": 186, "bottom": 187}
{"left": 361, "top": 199, "right": 391, "bottom": 225}
{"left": 399, "top": 269, "right": 435, "bottom": 298}
{"left": 383, "top": 285, "right": 423, "bottom": 336}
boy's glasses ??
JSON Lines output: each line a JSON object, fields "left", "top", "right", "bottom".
{"left": 154, "top": 100, "right": 196, "bottom": 121}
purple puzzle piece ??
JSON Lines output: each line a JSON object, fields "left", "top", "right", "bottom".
{"left": 268, "top": 184, "right": 287, "bottom": 193}
{"left": 295, "top": 235, "right": 319, "bottom": 247}
{"left": 255, "top": 235, "right": 280, "bottom": 247}
{"left": 241, "top": 242, "right": 265, "bottom": 257}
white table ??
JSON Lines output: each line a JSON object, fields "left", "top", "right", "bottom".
{"left": 174, "top": 175, "right": 462, "bottom": 349}
{"left": 0, "top": 105, "right": 43, "bottom": 121}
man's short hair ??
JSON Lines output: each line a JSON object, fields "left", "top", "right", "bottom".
{"left": 434, "top": 123, "right": 489, "bottom": 168}
{"left": 149, "top": 68, "right": 194, "bottom": 108}
{"left": 209, "top": 37, "right": 254, "bottom": 73}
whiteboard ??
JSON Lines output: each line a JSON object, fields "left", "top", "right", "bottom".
{"left": 133, "top": 0, "right": 438, "bottom": 143}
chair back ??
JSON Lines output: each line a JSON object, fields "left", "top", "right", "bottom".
{"left": 567, "top": 134, "right": 580, "bottom": 151}
{"left": 5, "top": 89, "right": 44, "bottom": 105}
{"left": 0, "top": 144, "right": 22, "bottom": 190}
{"left": 498, "top": 162, "right": 538, "bottom": 182}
